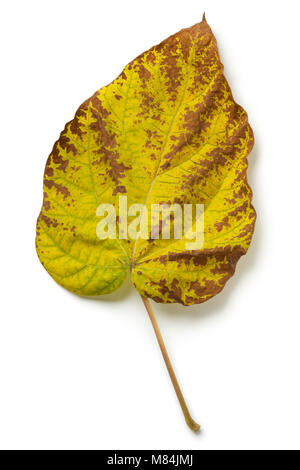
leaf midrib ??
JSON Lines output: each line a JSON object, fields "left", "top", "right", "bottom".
{"left": 130, "top": 38, "right": 197, "bottom": 266}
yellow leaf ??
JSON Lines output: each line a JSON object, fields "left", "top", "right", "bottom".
{"left": 36, "top": 16, "right": 255, "bottom": 305}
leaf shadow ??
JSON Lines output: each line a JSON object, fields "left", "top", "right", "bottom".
{"left": 77, "top": 272, "right": 133, "bottom": 305}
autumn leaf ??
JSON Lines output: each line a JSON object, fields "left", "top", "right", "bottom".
{"left": 36, "top": 15, "right": 255, "bottom": 431}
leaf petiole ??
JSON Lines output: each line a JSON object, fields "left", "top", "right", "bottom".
{"left": 141, "top": 296, "right": 200, "bottom": 432}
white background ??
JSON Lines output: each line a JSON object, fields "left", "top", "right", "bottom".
{"left": 0, "top": 0, "right": 299, "bottom": 450}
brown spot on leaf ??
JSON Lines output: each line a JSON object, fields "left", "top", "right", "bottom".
{"left": 40, "top": 214, "right": 58, "bottom": 228}
{"left": 44, "top": 179, "right": 70, "bottom": 200}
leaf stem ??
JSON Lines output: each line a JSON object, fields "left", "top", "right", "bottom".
{"left": 141, "top": 296, "right": 200, "bottom": 432}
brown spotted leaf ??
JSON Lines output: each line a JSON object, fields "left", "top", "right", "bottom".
{"left": 36, "top": 16, "right": 255, "bottom": 305}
